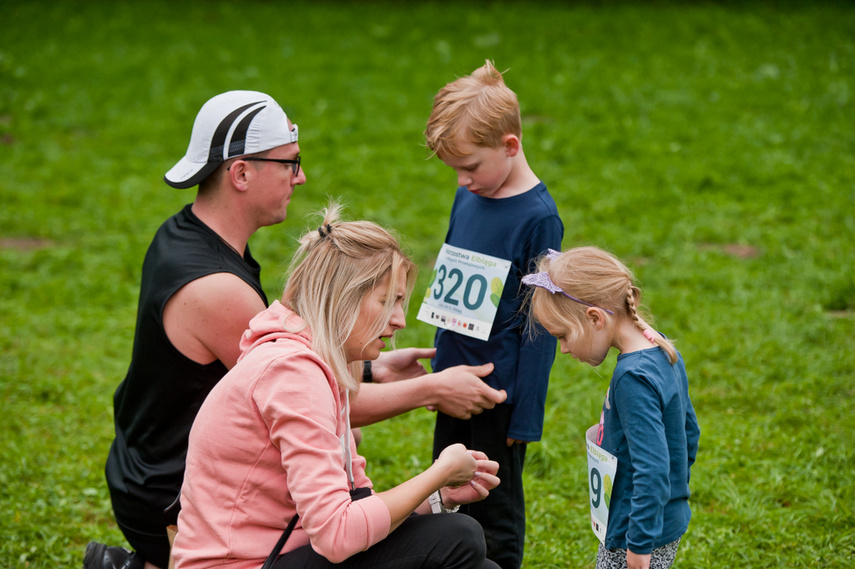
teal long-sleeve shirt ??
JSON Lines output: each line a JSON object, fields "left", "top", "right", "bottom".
{"left": 600, "top": 345, "right": 700, "bottom": 554}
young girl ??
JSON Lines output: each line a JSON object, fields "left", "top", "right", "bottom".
{"left": 522, "top": 247, "right": 699, "bottom": 569}
{"left": 172, "top": 204, "right": 501, "bottom": 569}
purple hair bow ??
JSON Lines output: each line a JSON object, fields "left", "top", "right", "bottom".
{"left": 522, "top": 249, "right": 614, "bottom": 314}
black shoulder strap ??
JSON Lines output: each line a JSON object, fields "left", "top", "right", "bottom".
{"left": 261, "top": 514, "right": 300, "bottom": 569}
{"left": 260, "top": 486, "right": 371, "bottom": 567}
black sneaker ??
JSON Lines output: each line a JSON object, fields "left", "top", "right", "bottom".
{"left": 83, "top": 542, "right": 144, "bottom": 569}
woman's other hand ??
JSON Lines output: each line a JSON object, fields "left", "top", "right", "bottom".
{"left": 442, "top": 450, "right": 500, "bottom": 507}
{"left": 434, "top": 444, "right": 478, "bottom": 487}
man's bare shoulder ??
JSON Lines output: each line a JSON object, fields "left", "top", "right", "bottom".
{"left": 163, "top": 272, "right": 268, "bottom": 367}
{"left": 178, "top": 272, "right": 262, "bottom": 300}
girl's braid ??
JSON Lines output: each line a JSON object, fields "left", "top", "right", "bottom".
{"left": 625, "top": 282, "right": 678, "bottom": 364}
{"left": 626, "top": 284, "right": 644, "bottom": 329}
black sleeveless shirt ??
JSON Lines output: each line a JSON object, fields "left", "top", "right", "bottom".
{"left": 105, "top": 204, "right": 268, "bottom": 523}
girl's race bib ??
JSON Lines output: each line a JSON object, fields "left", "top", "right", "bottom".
{"left": 586, "top": 423, "right": 617, "bottom": 543}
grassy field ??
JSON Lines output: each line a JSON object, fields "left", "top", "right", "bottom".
{"left": 1, "top": 1, "right": 853, "bottom": 567}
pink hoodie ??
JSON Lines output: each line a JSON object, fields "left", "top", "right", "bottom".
{"left": 172, "top": 301, "right": 392, "bottom": 569}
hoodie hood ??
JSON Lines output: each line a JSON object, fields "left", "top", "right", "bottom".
{"left": 237, "top": 300, "right": 312, "bottom": 364}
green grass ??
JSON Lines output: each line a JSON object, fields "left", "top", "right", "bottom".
{"left": 2, "top": 1, "right": 854, "bottom": 567}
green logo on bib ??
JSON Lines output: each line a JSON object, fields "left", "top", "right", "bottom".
{"left": 490, "top": 277, "right": 503, "bottom": 307}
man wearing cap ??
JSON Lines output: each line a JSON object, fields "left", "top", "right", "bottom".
{"left": 84, "top": 91, "right": 506, "bottom": 569}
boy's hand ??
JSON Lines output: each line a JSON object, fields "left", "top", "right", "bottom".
{"left": 506, "top": 438, "right": 531, "bottom": 447}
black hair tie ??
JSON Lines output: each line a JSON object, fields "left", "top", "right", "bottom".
{"left": 318, "top": 224, "right": 333, "bottom": 238}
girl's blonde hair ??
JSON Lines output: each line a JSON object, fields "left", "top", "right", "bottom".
{"left": 281, "top": 203, "right": 417, "bottom": 391}
{"left": 425, "top": 60, "right": 521, "bottom": 159}
{"left": 526, "top": 246, "right": 678, "bottom": 364}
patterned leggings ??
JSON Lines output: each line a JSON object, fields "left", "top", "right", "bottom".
{"left": 595, "top": 538, "right": 681, "bottom": 569}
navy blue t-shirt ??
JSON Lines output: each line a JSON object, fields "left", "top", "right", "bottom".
{"left": 432, "top": 183, "right": 563, "bottom": 441}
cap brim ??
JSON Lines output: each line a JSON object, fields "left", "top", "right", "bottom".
{"left": 164, "top": 158, "right": 222, "bottom": 189}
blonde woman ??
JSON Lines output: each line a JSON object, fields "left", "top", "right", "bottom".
{"left": 173, "top": 205, "right": 501, "bottom": 569}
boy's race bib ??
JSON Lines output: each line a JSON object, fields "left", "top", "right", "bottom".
{"left": 417, "top": 243, "right": 511, "bottom": 341}
{"left": 586, "top": 424, "right": 618, "bottom": 544}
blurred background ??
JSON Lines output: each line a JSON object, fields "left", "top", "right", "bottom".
{"left": 1, "top": 2, "right": 853, "bottom": 567}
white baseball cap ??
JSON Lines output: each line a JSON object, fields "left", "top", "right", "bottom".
{"left": 164, "top": 90, "right": 299, "bottom": 189}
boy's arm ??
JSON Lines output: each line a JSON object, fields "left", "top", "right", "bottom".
{"left": 506, "top": 327, "right": 557, "bottom": 443}
{"left": 506, "top": 215, "right": 563, "bottom": 444}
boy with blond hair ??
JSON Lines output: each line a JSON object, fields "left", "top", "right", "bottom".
{"left": 423, "top": 61, "right": 564, "bottom": 569}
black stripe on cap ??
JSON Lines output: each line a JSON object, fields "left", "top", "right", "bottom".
{"left": 208, "top": 101, "right": 265, "bottom": 162}
{"left": 227, "top": 106, "right": 265, "bottom": 158}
